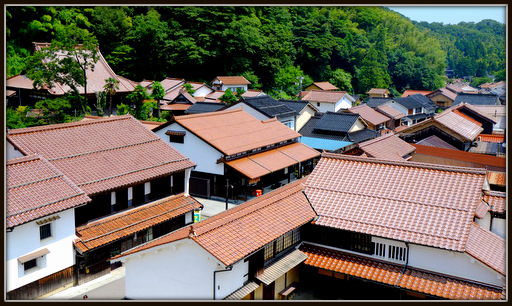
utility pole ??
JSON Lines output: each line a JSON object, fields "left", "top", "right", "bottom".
{"left": 296, "top": 76, "right": 304, "bottom": 99}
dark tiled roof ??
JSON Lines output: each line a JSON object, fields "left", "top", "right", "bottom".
{"left": 404, "top": 113, "right": 430, "bottom": 120}
{"left": 184, "top": 102, "right": 226, "bottom": 114}
{"left": 6, "top": 155, "right": 91, "bottom": 228}
{"left": 454, "top": 93, "right": 500, "bottom": 106}
{"left": 278, "top": 99, "right": 312, "bottom": 113}
{"left": 346, "top": 129, "right": 379, "bottom": 143}
{"left": 241, "top": 96, "right": 298, "bottom": 118}
{"left": 364, "top": 97, "right": 393, "bottom": 108}
{"left": 394, "top": 94, "right": 434, "bottom": 111}
{"left": 299, "top": 115, "right": 350, "bottom": 142}
{"left": 313, "top": 112, "right": 360, "bottom": 134}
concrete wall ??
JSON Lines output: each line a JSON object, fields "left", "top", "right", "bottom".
{"left": 6, "top": 209, "right": 77, "bottom": 292}
{"left": 155, "top": 123, "right": 225, "bottom": 176}
{"left": 122, "top": 239, "right": 248, "bottom": 300}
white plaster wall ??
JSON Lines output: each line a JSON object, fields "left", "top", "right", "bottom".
{"left": 6, "top": 141, "right": 25, "bottom": 160}
{"left": 387, "top": 101, "right": 409, "bottom": 116}
{"left": 333, "top": 96, "right": 354, "bottom": 112}
{"left": 491, "top": 218, "right": 506, "bottom": 239}
{"left": 155, "top": 123, "right": 225, "bottom": 175}
{"left": 6, "top": 209, "right": 77, "bottom": 291}
{"left": 226, "top": 104, "right": 269, "bottom": 121}
{"left": 296, "top": 107, "right": 316, "bottom": 131}
{"left": 121, "top": 239, "right": 248, "bottom": 300}
{"left": 314, "top": 102, "right": 336, "bottom": 113}
{"left": 408, "top": 243, "right": 504, "bottom": 288}
{"left": 349, "top": 119, "right": 366, "bottom": 132}
{"left": 193, "top": 86, "right": 214, "bottom": 97}
{"left": 222, "top": 85, "right": 248, "bottom": 92}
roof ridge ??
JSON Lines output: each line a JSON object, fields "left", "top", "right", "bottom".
{"left": 6, "top": 154, "right": 41, "bottom": 165}
{"left": 320, "top": 152, "right": 487, "bottom": 175}
{"left": 175, "top": 108, "right": 242, "bottom": 121}
{"left": 358, "top": 133, "right": 395, "bottom": 147}
{"left": 193, "top": 180, "right": 305, "bottom": 236}
{"left": 7, "top": 115, "right": 133, "bottom": 136}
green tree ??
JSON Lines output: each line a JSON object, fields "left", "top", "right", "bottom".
{"left": 126, "top": 85, "right": 150, "bottom": 119}
{"left": 103, "top": 77, "right": 119, "bottom": 116}
{"left": 182, "top": 83, "right": 195, "bottom": 95}
{"left": 25, "top": 23, "right": 99, "bottom": 114}
{"left": 33, "top": 97, "right": 74, "bottom": 125}
{"left": 329, "top": 68, "right": 353, "bottom": 93}
{"left": 94, "top": 91, "right": 107, "bottom": 116}
{"left": 151, "top": 81, "right": 165, "bottom": 118}
{"left": 219, "top": 88, "right": 238, "bottom": 105}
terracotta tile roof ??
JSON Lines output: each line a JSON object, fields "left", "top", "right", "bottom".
{"left": 225, "top": 142, "right": 320, "bottom": 179}
{"left": 477, "top": 134, "right": 505, "bottom": 143}
{"left": 366, "top": 88, "right": 390, "bottom": 95}
{"left": 300, "top": 244, "right": 505, "bottom": 300}
{"left": 74, "top": 193, "right": 202, "bottom": 253}
{"left": 212, "top": 76, "right": 251, "bottom": 85}
{"left": 159, "top": 78, "right": 185, "bottom": 91}
{"left": 160, "top": 103, "right": 193, "bottom": 111}
{"left": 453, "top": 110, "right": 484, "bottom": 126}
{"left": 30, "top": 43, "right": 135, "bottom": 94}
{"left": 465, "top": 223, "right": 506, "bottom": 275}
{"left": 428, "top": 88, "right": 458, "bottom": 101}
{"left": 173, "top": 109, "right": 302, "bottom": 156}
{"left": 411, "top": 144, "right": 506, "bottom": 170}
{"left": 300, "top": 90, "right": 350, "bottom": 104}
{"left": 6, "top": 154, "right": 91, "bottom": 228}
{"left": 487, "top": 171, "right": 506, "bottom": 187}
{"left": 375, "top": 104, "right": 405, "bottom": 120}
{"left": 6, "top": 74, "right": 36, "bottom": 90}
{"left": 81, "top": 115, "right": 164, "bottom": 131}
{"left": 241, "top": 90, "right": 264, "bottom": 97}
{"left": 305, "top": 153, "right": 487, "bottom": 252}
{"left": 311, "top": 82, "right": 339, "bottom": 91}
{"left": 448, "top": 103, "right": 498, "bottom": 124}
{"left": 113, "top": 179, "right": 316, "bottom": 266}
{"left": 348, "top": 104, "right": 391, "bottom": 126}
{"left": 401, "top": 90, "right": 433, "bottom": 97}
{"left": 483, "top": 191, "right": 506, "bottom": 213}
{"left": 7, "top": 115, "right": 195, "bottom": 195}
{"left": 474, "top": 201, "right": 489, "bottom": 219}
{"left": 358, "top": 133, "right": 415, "bottom": 161}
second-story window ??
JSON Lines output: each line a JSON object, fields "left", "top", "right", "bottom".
{"left": 39, "top": 223, "right": 52, "bottom": 240}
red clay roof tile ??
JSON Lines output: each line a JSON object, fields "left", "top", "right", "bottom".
{"left": 113, "top": 179, "right": 316, "bottom": 266}
{"left": 305, "top": 153, "right": 487, "bottom": 252}
{"left": 301, "top": 243, "right": 504, "bottom": 300}
{"left": 358, "top": 133, "right": 415, "bottom": 161}
{"left": 74, "top": 193, "right": 202, "bottom": 253}
{"left": 348, "top": 104, "right": 391, "bottom": 126}
{"left": 6, "top": 155, "right": 91, "bottom": 228}
{"left": 300, "top": 90, "right": 349, "bottom": 103}
{"left": 465, "top": 223, "right": 506, "bottom": 275}
{"left": 483, "top": 190, "right": 506, "bottom": 213}
{"left": 7, "top": 115, "right": 195, "bottom": 196}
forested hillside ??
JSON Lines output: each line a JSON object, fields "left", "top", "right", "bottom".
{"left": 6, "top": 6, "right": 505, "bottom": 98}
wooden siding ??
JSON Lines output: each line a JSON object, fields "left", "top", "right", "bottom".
{"left": 6, "top": 266, "right": 75, "bottom": 300}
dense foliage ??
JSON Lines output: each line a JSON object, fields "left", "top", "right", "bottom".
{"left": 7, "top": 6, "right": 505, "bottom": 99}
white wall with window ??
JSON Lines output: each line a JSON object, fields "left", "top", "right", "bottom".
{"left": 6, "top": 209, "right": 78, "bottom": 292}
{"left": 370, "top": 236, "right": 504, "bottom": 288}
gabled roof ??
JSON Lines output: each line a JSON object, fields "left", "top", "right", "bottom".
{"left": 211, "top": 76, "right": 251, "bottom": 85}
{"left": 358, "top": 133, "right": 415, "bottom": 161}
{"left": 80, "top": 115, "right": 164, "bottom": 131}
{"left": 162, "top": 108, "right": 301, "bottom": 156}
{"left": 74, "top": 193, "right": 202, "bottom": 253}
{"left": 415, "top": 135, "right": 459, "bottom": 150}
{"left": 305, "top": 153, "right": 487, "bottom": 252}
{"left": 364, "top": 97, "right": 394, "bottom": 108}
{"left": 448, "top": 103, "right": 498, "bottom": 124}
{"left": 309, "top": 82, "right": 338, "bottom": 91}
{"left": 113, "top": 178, "right": 316, "bottom": 266}
{"left": 240, "top": 95, "right": 298, "bottom": 119}
{"left": 348, "top": 104, "right": 391, "bottom": 126}
{"left": 184, "top": 102, "right": 226, "bottom": 114}
{"left": 279, "top": 99, "right": 319, "bottom": 113}
{"left": 394, "top": 94, "right": 435, "bottom": 112}
{"left": 313, "top": 112, "right": 362, "bottom": 134}
{"left": 427, "top": 87, "right": 458, "bottom": 101}
{"left": 6, "top": 154, "right": 91, "bottom": 228}
{"left": 375, "top": 104, "right": 405, "bottom": 119}
{"left": 26, "top": 42, "right": 136, "bottom": 94}
{"left": 401, "top": 90, "right": 433, "bottom": 97}
{"left": 159, "top": 78, "right": 186, "bottom": 92}
{"left": 453, "top": 93, "right": 500, "bottom": 106}
{"left": 346, "top": 129, "right": 379, "bottom": 143}
{"left": 163, "top": 87, "right": 197, "bottom": 103}
{"left": 483, "top": 190, "right": 506, "bottom": 214}
{"left": 241, "top": 90, "right": 264, "bottom": 97}
{"left": 300, "top": 90, "right": 353, "bottom": 104}
{"left": 366, "top": 88, "right": 390, "bottom": 95}
{"left": 465, "top": 223, "right": 506, "bottom": 275}
{"left": 446, "top": 83, "right": 478, "bottom": 94}
{"left": 7, "top": 115, "right": 195, "bottom": 196}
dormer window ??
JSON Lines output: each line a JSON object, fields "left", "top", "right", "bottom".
{"left": 165, "top": 130, "right": 186, "bottom": 143}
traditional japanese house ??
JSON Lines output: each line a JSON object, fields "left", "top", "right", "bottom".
{"left": 7, "top": 115, "right": 198, "bottom": 282}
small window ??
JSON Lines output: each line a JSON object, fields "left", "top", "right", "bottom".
{"left": 24, "top": 258, "right": 37, "bottom": 271}
{"left": 39, "top": 224, "right": 52, "bottom": 240}
{"left": 317, "top": 102, "right": 320, "bottom": 107}
{"left": 168, "top": 134, "right": 185, "bottom": 143}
